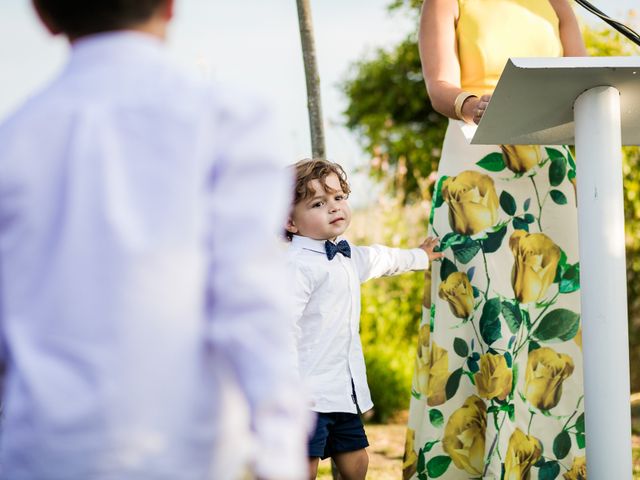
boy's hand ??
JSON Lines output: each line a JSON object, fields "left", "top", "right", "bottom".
{"left": 419, "top": 237, "right": 444, "bottom": 261}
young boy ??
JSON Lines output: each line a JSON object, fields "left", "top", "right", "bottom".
{"left": 285, "top": 159, "right": 443, "bottom": 480}
{"left": 0, "top": 1, "right": 308, "bottom": 479}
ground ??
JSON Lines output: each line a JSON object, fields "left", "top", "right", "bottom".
{"left": 317, "top": 413, "right": 640, "bottom": 479}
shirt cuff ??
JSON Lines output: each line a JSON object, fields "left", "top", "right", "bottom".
{"left": 410, "top": 248, "right": 430, "bottom": 271}
{"left": 252, "top": 412, "right": 312, "bottom": 479}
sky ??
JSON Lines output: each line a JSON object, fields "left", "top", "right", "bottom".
{"left": 0, "top": 0, "right": 637, "bottom": 206}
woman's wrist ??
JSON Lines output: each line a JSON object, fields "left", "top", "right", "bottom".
{"left": 461, "top": 96, "right": 480, "bottom": 123}
{"left": 454, "top": 91, "right": 478, "bottom": 123}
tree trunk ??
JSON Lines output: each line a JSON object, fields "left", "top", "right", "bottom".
{"left": 296, "top": 2, "right": 336, "bottom": 478}
{"left": 296, "top": 0, "right": 326, "bottom": 159}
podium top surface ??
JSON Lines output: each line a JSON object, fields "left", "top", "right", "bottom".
{"left": 471, "top": 56, "right": 640, "bottom": 146}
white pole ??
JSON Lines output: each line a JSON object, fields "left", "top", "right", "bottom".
{"left": 574, "top": 86, "right": 632, "bottom": 479}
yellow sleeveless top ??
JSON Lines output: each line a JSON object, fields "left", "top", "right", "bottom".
{"left": 457, "top": 0, "right": 562, "bottom": 95}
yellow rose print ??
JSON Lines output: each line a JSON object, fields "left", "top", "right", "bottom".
{"left": 427, "top": 341, "right": 451, "bottom": 406}
{"left": 504, "top": 428, "right": 542, "bottom": 480}
{"left": 423, "top": 270, "right": 432, "bottom": 308}
{"left": 563, "top": 455, "right": 587, "bottom": 480}
{"left": 474, "top": 353, "right": 512, "bottom": 401}
{"left": 510, "top": 230, "right": 561, "bottom": 303}
{"left": 438, "top": 271, "right": 474, "bottom": 319}
{"left": 574, "top": 327, "right": 582, "bottom": 350}
{"left": 442, "top": 170, "right": 499, "bottom": 235}
{"left": 501, "top": 145, "right": 543, "bottom": 174}
{"left": 442, "top": 395, "right": 487, "bottom": 475}
{"left": 524, "top": 347, "right": 575, "bottom": 410}
{"left": 402, "top": 428, "right": 419, "bottom": 480}
{"left": 414, "top": 324, "right": 430, "bottom": 396}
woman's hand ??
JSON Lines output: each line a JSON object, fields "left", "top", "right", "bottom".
{"left": 419, "top": 237, "right": 444, "bottom": 262}
{"left": 462, "top": 94, "right": 492, "bottom": 124}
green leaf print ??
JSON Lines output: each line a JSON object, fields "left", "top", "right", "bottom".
{"left": 426, "top": 455, "right": 452, "bottom": 478}
{"left": 424, "top": 440, "right": 439, "bottom": 452}
{"left": 553, "top": 430, "right": 572, "bottom": 459}
{"left": 501, "top": 301, "right": 522, "bottom": 334}
{"left": 453, "top": 337, "right": 469, "bottom": 357}
{"left": 439, "top": 232, "right": 467, "bottom": 252}
{"left": 452, "top": 238, "right": 481, "bottom": 264}
{"left": 576, "top": 432, "right": 586, "bottom": 449}
{"left": 429, "top": 409, "right": 444, "bottom": 428}
{"left": 546, "top": 147, "right": 566, "bottom": 163}
{"left": 538, "top": 460, "right": 561, "bottom": 480}
{"left": 550, "top": 189, "right": 568, "bottom": 205}
{"left": 433, "top": 175, "right": 448, "bottom": 209}
{"left": 430, "top": 175, "right": 449, "bottom": 226}
{"left": 559, "top": 263, "right": 580, "bottom": 294}
{"left": 554, "top": 249, "right": 568, "bottom": 283}
{"left": 512, "top": 216, "right": 530, "bottom": 232}
{"left": 476, "top": 152, "right": 506, "bottom": 172}
{"left": 575, "top": 413, "right": 585, "bottom": 433}
{"left": 524, "top": 197, "right": 531, "bottom": 211}
{"left": 467, "top": 266, "right": 476, "bottom": 281}
{"left": 512, "top": 363, "right": 519, "bottom": 394}
{"left": 528, "top": 340, "right": 541, "bottom": 353}
{"left": 445, "top": 368, "right": 463, "bottom": 400}
{"left": 479, "top": 298, "right": 502, "bottom": 345}
{"left": 440, "top": 257, "right": 458, "bottom": 281}
{"left": 417, "top": 448, "right": 426, "bottom": 477}
{"left": 499, "top": 190, "right": 517, "bottom": 216}
{"left": 482, "top": 224, "right": 507, "bottom": 254}
{"left": 466, "top": 356, "right": 479, "bottom": 373}
{"left": 522, "top": 309, "right": 532, "bottom": 330}
{"left": 549, "top": 154, "right": 567, "bottom": 187}
{"left": 566, "top": 147, "right": 577, "bottom": 170}
{"left": 504, "top": 351, "right": 513, "bottom": 368}
{"left": 532, "top": 309, "right": 580, "bottom": 342}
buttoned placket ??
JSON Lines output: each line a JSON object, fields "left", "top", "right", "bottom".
{"left": 336, "top": 252, "right": 361, "bottom": 411}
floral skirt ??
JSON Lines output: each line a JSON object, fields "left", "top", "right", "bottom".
{"left": 404, "top": 121, "right": 586, "bottom": 480}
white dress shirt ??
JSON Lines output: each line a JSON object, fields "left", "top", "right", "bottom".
{"left": 287, "top": 235, "right": 429, "bottom": 414}
{"left": 0, "top": 32, "right": 307, "bottom": 480}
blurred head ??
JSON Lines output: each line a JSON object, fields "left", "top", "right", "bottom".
{"left": 285, "top": 159, "right": 352, "bottom": 242}
{"left": 32, "top": 0, "right": 173, "bottom": 40}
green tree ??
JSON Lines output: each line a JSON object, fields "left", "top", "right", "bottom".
{"left": 344, "top": 3, "right": 640, "bottom": 401}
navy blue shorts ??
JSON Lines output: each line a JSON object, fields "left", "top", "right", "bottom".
{"left": 308, "top": 412, "right": 369, "bottom": 459}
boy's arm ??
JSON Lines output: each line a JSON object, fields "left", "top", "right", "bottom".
{"left": 204, "top": 95, "right": 309, "bottom": 480}
{"left": 353, "top": 244, "right": 430, "bottom": 283}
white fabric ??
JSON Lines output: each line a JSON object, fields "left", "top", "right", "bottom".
{"left": 0, "top": 31, "right": 308, "bottom": 480}
{"left": 287, "top": 235, "right": 429, "bottom": 414}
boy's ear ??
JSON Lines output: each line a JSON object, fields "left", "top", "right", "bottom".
{"left": 285, "top": 218, "right": 298, "bottom": 235}
{"left": 32, "top": 0, "right": 63, "bottom": 35}
{"left": 161, "top": 0, "right": 175, "bottom": 21}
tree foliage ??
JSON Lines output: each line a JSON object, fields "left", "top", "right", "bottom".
{"left": 344, "top": 4, "right": 640, "bottom": 391}
{"left": 343, "top": 37, "right": 445, "bottom": 202}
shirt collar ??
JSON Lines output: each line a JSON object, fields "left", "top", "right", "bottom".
{"left": 67, "top": 31, "right": 165, "bottom": 70}
{"left": 290, "top": 235, "right": 345, "bottom": 255}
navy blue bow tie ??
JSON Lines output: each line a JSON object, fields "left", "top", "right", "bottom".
{"left": 325, "top": 240, "right": 351, "bottom": 260}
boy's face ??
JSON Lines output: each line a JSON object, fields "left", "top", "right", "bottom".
{"left": 287, "top": 173, "right": 351, "bottom": 242}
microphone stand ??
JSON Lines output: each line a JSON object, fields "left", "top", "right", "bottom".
{"left": 573, "top": 0, "right": 640, "bottom": 48}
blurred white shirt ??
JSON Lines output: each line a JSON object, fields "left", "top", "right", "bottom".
{"left": 0, "top": 31, "right": 308, "bottom": 480}
{"left": 286, "top": 235, "right": 428, "bottom": 414}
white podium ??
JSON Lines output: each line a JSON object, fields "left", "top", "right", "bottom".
{"left": 472, "top": 56, "right": 640, "bottom": 480}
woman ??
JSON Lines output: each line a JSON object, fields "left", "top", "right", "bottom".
{"left": 404, "top": 1, "right": 588, "bottom": 479}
